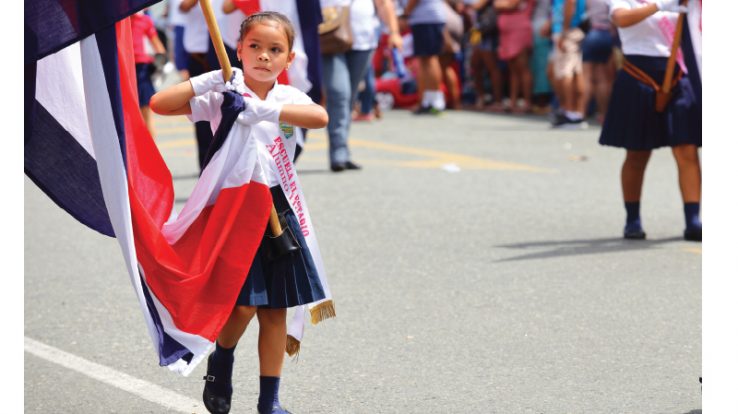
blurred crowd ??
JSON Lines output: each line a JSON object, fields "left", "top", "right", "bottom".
{"left": 137, "top": 0, "right": 617, "bottom": 136}
{"left": 340, "top": 0, "right": 618, "bottom": 130}
{"left": 363, "top": 0, "right": 617, "bottom": 130}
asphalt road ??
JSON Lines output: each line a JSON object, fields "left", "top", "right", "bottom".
{"left": 25, "top": 108, "right": 702, "bottom": 413}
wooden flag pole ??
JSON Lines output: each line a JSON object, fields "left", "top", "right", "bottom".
{"left": 661, "top": 0, "right": 687, "bottom": 96}
{"left": 199, "top": 0, "right": 284, "bottom": 237}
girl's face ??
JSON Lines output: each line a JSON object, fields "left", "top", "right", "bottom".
{"left": 236, "top": 22, "right": 295, "bottom": 85}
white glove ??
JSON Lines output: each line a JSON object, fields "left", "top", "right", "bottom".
{"left": 190, "top": 68, "right": 246, "bottom": 95}
{"left": 223, "top": 68, "right": 246, "bottom": 95}
{"left": 654, "top": 0, "right": 687, "bottom": 13}
{"left": 236, "top": 97, "right": 283, "bottom": 125}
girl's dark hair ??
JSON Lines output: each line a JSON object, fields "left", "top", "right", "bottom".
{"left": 238, "top": 11, "right": 295, "bottom": 51}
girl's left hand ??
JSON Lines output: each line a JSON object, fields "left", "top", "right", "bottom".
{"left": 237, "top": 97, "right": 283, "bottom": 125}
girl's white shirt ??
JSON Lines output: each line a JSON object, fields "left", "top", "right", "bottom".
{"left": 608, "top": 0, "right": 678, "bottom": 57}
{"left": 188, "top": 81, "right": 313, "bottom": 182}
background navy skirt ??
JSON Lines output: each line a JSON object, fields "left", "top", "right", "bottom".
{"left": 236, "top": 187, "right": 326, "bottom": 309}
{"left": 599, "top": 55, "right": 701, "bottom": 150}
{"left": 135, "top": 63, "right": 156, "bottom": 108}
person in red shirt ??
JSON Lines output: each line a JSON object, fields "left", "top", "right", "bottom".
{"left": 131, "top": 10, "right": 167, "bottom": 136}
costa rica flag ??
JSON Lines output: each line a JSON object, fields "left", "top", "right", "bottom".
{"left": 25, "top": 0, "right": 283, "bottom": 375}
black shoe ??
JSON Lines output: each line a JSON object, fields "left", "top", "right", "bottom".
{"left": 413, "top": 105, "right": 442, "bottom": 115}
{"left": 624, "top": 229, "right": 646, "bottom": 240}
{"left": 551, "top": 112, "right": 588, "bottom": 130}
{"left": 258, "top": 404, "right": 293, "bottom": 414}
{"left": 344, "top": 160, "right": 361, "bottom": 170}
{"left": 550, "top": 111, "right": 569, "bottom": 127}
{"left": 330, "top": 162, "right": 346, "bottom": 172}
{"left": 623, "top": 223, "right": 646, "bottom": 240}
{"left": 684, "top": 227, "right": 702, "bottom": 242}
{"left": 203, "top": 354, "right": 232, "bottom": 414}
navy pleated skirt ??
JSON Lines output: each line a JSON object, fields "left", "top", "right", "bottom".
{"left": 135, "top": 63, "right": 156, "bottom": 108}
{"left": 236, "top": 187, "right": 326, "bottom": 309}
{"left": 599, "top": 55, "right": 701, "bottom": 150}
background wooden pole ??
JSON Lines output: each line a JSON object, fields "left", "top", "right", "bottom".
{"left": 662, "top": 1, "right": 687, "bottom": 95}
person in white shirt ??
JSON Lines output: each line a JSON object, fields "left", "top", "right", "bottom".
{"left": 168, "top": 0, "right": 191, "bottom": 80}
{"left": 150, "top": 12, "right": 329, "bottom": 414}
{"left": 320, "top": 0, "right": 403, "bottom": 172}
{"left": 404, "top": 0, "right": 448, "bottom": 114}
{"left": 599, "top": 0, "right": 701, "bottom": 242}
{"left": 221, "top": 0, "right": 248, "bottom": 69}
{"left": 179, "top": 0, "right": 219, "bottom": 170}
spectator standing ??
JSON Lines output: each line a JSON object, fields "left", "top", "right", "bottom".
{"left": 354, "top": 64, "right": 379, "bottom": 121}
{"left": 549, "top": 0, "right": 588, "bottom": 128}
{"left": 599, "top": 0, "right": 701, "bottom": 241}
{"left": 221, "top": 0, "right": 249, "bottom": 69}
{"left": 495, "top": 0, "right": 535, "bottom": 114}
{"left": 530, "top": 0, "right": 553, "bottom": 113}
{"left": 354, "top": 25, "right": 384, "bottom": 122}
{"left": 581, "top": 0, "right": 616, "bottom": 124}
{"left": 468, "top": 0, "right": 505, "bottom": 111}
{"left": 404, "top": 0, "right": 448, "bottom": 115}
{"left": 320, "top": 0, "right": 402, "bottom": 172}
{"left": 180, "top": 0, "right": 222, "bottom": 170}
{"left": 439, "top": 0, "right": 464, "bottom": 110}
{"left": 168, "top": 0, "right": 191, "bottom": 80}
{"left": 132, "top": 10, "right": 167, "bottom": 137}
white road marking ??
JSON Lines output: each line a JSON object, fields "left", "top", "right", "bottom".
{"left": 24, "top": 336, "right": 203, "bottom": 413}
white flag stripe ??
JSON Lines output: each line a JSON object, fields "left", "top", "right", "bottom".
{"left": 37, "top": 42, "right": 96, "bottom": 158}
{"left": 24, "top": 337, "right": 204, "bottom": 413}
{"left": 79, "top": 36, "right": 161, "bottom": 353}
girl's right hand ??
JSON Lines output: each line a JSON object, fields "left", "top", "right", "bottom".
{"left": 190, "top": 69, "right": 227, "bottom": 96}
{"left": 190, "top": 68, "right": 245, "bottom": 96}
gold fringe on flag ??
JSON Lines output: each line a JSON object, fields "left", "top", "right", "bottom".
{"left": 286, "top": 334, "right": 300, "bottom": 357}
{"left": 310, "top": 300, "right": 336, "bottom": 325}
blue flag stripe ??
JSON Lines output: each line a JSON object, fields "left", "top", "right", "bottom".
{"left": 25, "top": 101, "right": 115, "bottom": 236}
{"left": 139, "top": 272, "right": 193, "bottom": 366}
{"left": 93, "top": 25, "right": 128, "bottom": 163}
{"left": 25, "top": 0, "right": 162, "bottom": 64}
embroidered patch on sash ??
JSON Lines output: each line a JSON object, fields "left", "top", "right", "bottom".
{"left": 280, "top": 122, "right": 294, "bottom": 139}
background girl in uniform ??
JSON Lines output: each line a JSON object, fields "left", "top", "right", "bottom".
{"left": 150, "top": 11, "right": 329, "bottom": 414}
{"left": 599, "top": 0, "right": 701, "bottom": 241}
{"left": 131, "top": 9, "right": 167, "bottom": 136}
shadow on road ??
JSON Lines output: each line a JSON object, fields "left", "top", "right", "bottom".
{"left": 682, "top": 410, "right": 701, "bottom": 414}
{"left": 495, "top": 236, "right": 684, "bottom": 262}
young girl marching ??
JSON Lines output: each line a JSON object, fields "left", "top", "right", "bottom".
{"left": 150, "top": 11, "right": 330, "bottom": 414}
{"left": 599, "top": 0, "right": 701, "bottom": 241}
